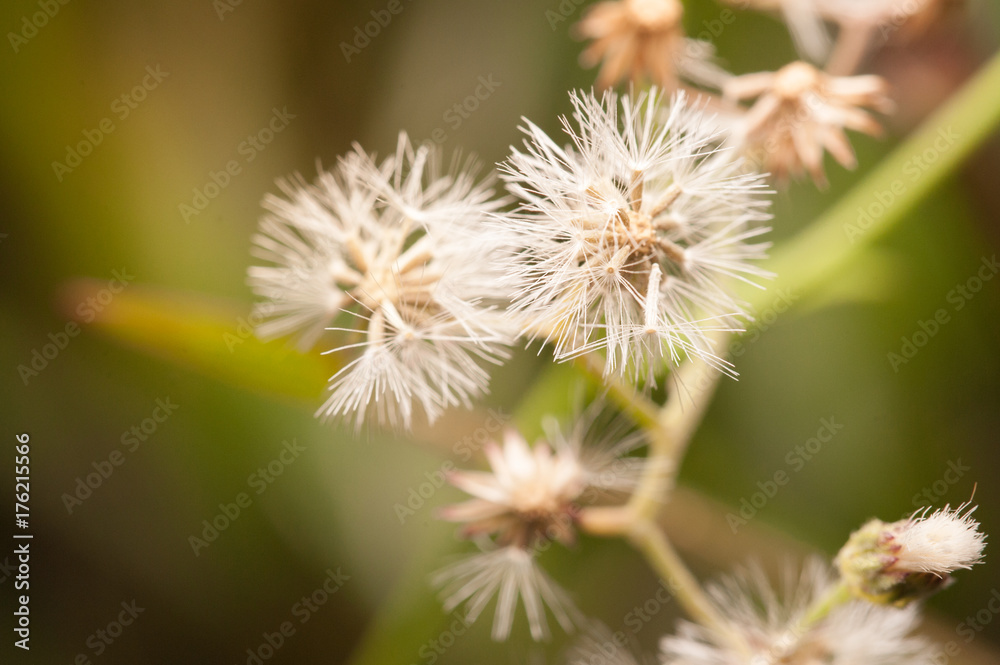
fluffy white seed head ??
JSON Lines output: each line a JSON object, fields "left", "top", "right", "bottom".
{"left": 661, "top": 559, "right": 933, "bottom": 665}
{"left": 569, "top": 623, "right": 648, "bottom": 665}
{"left": 494, "top": 89, "right": 772, "bottom": 384}
{"left": 432, "top": 412, "right": 648, "bottom": 641}
{"left": 836, "top": 502, "right": 986, "bottom": 605}
{"left": 439, "top": 415, "right": 647, "bottom": 548}
{"left": 897, "top": 503, "right": 987, "bottom": 573}
{"left": 431, "top": 546, "right": 581, "bottom": 642}
{"left": 248, "top": 132, "right": 513, "bottom": 429}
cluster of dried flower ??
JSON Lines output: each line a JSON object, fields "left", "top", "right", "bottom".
{"left": 246, "top": 2, "right": 957, "bottom": 431}
{"left": 248, "top": 135, "right": 511, "bottom": 428}
{"left": 241, "top": 0, "right": 987, "bottom": 661}
{"left": 433, "top": 416, "right": 647, "bottom": 641}
{"left": 249, "top": 88, "right": 773, "bottom": 427}
{"left": 577, "top": 0, "right": 940, "bottom": 185}
{"left": 438, "top": 441, "right": 984, "bottom": 658}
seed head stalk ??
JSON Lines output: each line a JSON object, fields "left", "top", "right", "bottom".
{"left": 579, "top": 331, "right": 734, "bottom": 649}
{"left": 577, "top": 48, "right": 1000, "bottom": 648}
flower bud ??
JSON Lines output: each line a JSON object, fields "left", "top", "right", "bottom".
{"left": 836, "top": 504, "right": 986, "bottom": 606}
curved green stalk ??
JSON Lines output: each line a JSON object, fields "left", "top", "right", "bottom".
{"left": 580, "top": 47, "right": 1000, "bottom": 647}
{"left": 351, "top": 48, "right": 1000, "bottom": 664}
{"left": 748, "top": 48, "right": 1000, "bottom": 313}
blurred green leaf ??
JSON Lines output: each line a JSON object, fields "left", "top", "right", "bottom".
{"left": 512, "top": 360, "right": 588, "bottom": 441}
{"left": 59, "top": 279, "right": 337, "bottom": 404}
{"left": 796, "top": 248, "right": 906, "bottom": 315}
{"left": 746, "top": 49, "right": 1000, "bottom": 314}
{"left": 346, "top": 535, "right": 467, "bottom": 665}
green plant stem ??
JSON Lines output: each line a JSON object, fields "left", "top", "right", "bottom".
{"left": 628, "top": 519, "right": 753, "bottom": 658}
{"left": 575, "top": 330, "right": 729, "bottom": 523}
{"left": 579, "top": 335, "right": 731, "bottom": 639}
{"left": 584, "top": 43, "right": 1000, "bottom": 524}
{"left": 799, "top": 580, "right": 852, "bottom": 628}
{"left": 579, "top": 47, "right": 1000, "bottom": 646}
{"left": 353, "top": 49, "right": 1000, "bottom": 663}
{"left": 628, "top": 336, "right": 727, "bottom": 522}
{"left": 573, "top": 353, "right": 660, "bottom": 431}
{"left": 747, "top": 47, "right": 1000, "bottom": 314}
{"left": 749, "top": 580, "right": 854, "bottom": 661}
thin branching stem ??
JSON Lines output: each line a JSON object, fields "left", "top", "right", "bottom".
{"left": 579, "top": 333, "right": 730, "bottom": 639}
{"left": 577, "top": 45, "right": 1000, "bottom": 652}
{"left": 628, "top": 519, "right": 754, "bottom": 659}
{"left": 573, "top": 352, "right": 661, "bottom": 431}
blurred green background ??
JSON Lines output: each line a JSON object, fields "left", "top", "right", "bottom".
{"left": 1, "top": 0, "right": 999, "bottom": 663}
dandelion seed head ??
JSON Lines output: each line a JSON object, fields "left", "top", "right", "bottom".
{"left": 495, "top": 89, "right": 771, "bottom": 383}
{"left": 248, "top": 132, "right": 512, "bottom": 429}
{"left": 724, "top": 61, "right": 893, "bottom": 186}
{"left": 569, "top": 623, "right": 648, "bottom": 665}
{"left": 576, "top": 0, "right": 735, "bottom": 92}
{"left": 576, "top": 0, "right": 686, "bottom": 90}
{"left": 431, "top": 545, "right": 581, "bottom": 642}
{"left": 661, "top": 559, "right": 933, "bottom": 665}
{"left": 439, "top": 417, "right": 646, "bottom": 548}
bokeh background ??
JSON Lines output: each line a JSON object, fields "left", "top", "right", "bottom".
{"left": 2, "top": 0, "right": 1000, "bottom": 663}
